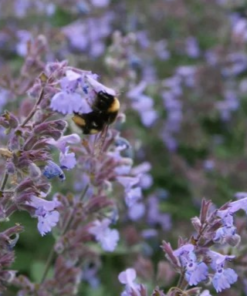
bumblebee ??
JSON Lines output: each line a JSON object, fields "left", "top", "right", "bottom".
{"left": 72, "top": 91, "right": 120, "bottom": 134}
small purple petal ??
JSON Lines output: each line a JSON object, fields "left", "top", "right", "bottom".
{"left": 118, "top": 268, "right": 136, "bottom": 286}
{"left": 37, "top": 210, "right": 60, "bottom": 236}
{"left": 128, "top": 202, "right": 145, "bottom": 221}
{"left": 173, "top": 244, "right": 194, "bottom": 257}
{"left": 185, "top": 261, "right": 208, "bottom": 285}
{"left": 50, "top": 92, "right": 92, "bottom": 115}
{"left": 125, "top": 187, "right": 142, "bottom": 207}
{"left": 47, "top": 133, "right": 81, "bottom": 153}
{"left": 89, "top": 219, "right": 119, "bottom": 252}
{"left": 116, "top": 176, "right": 140, "bottom": 190}
{"left": 212, "top": 268, "right": 238, "bottom": 293}
{"left": 29, "top": 196, "right": 61, "bottom": 211}
{"left": 59, "top": 147, "right": 77, "bottom": 170}
{"left": 86, "top": 75, "right": 116, "bottom": 96}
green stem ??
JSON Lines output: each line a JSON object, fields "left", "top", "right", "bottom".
{"left": 0, "top": 172, "right": 9, "bottom": 191}
{"left": 40, "top": 246, "right": 55, "bottom": 283}
{"left": 62, "top": 184, "right": 89, "bottom": 234}
{"left": 40, "top": 185, "right": 89, "bottom": 284}
{"left": 20, "top": 88, "right": 45, "bottom": 127}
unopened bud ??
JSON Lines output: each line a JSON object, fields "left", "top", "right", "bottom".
{"left": 1, "top": 111, "right": 19, "bottom": 128}
{"left": 226, "top": 234, "right": 241, "bottom": 247}
{"left": 35, "top": 35, "right": 48, "bottom": 54}
{"left": 0, "top": 270, "right": 17, "bottom": 283}
{"left": 29, "top": 162, "right": 41, "bottom": 180}
{"left": 8, "top": 134, "right": 21, "bottom": 151}
{"left": 191, "top": 216, "right": 202, "bottom": 232}
{"left": 27, "top": 81, "right": 42, "bottom": 98}
{"left": 6, "top": 161, "right": 15, "bottom": 174}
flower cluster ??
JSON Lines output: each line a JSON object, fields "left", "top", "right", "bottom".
{"left": 118, "top": 195, "right": 247, "bottom": 295}
{"left": 1, "top": 0, "right": 247, "bottom": 296}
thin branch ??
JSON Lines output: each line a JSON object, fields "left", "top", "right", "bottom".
{"left": 40, "top": 185, "right": 89, "bottom": 284}
{"left": 0, "top": 172, "right": 9, "bottom": 191}
{"left": 20, "top": 88, "right": 45, "bottom": 127}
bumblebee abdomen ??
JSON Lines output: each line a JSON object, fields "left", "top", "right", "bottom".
{"left": 72, "top": 112, "right": 105, "bottom": 134}
{"left": 104, "top": 110, "right": 118, "bottom": 124}
{"left": 107, "top": 97, "right": 120, "bottom": 113}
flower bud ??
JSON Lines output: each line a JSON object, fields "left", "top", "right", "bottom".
{"left": 6, "top": 161, "right": 15, "bottom": 174}
{"left": 35, "top": 35, "right": 48, "bottom": 54}
{"left": 2, "top": 111, "right": 19, "bottom": 128}
{"left": 191, "top": 216, "right": 202, "bottom": 232}
{"left": 27, "top": 81, "right": 42, "bottom": 98}
{"left": 8, "top": 134, "right": 21, "bottom": 151}
{"left": 226, "top": 234, "right": 241, "bottom": 247}
{"left": 28, "top": 162, "right": 41, "bottom": 180}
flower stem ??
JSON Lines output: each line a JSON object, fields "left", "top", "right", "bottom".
{"left": 40, "top": 185, "right": 89, "bottom": 284}
{"left": 20, "top": 87, "right": 45, "bottom": 127}
{"left": 40, "top": 246, "right": 55, "bottom": 283}
{"left": 0, "top": 172, "right": 9, "bottom": 191}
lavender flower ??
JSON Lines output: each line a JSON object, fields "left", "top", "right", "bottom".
{"left": 47, "top": 134, "right": 80, "bottom": 170}
{"left": 172, "top": 244, "right": 208, "bottom": 285}
{"left": 89, "top": 218, "right": 119, "bottom": 252}
{"left": 119, "top": 268, "right": 142, "bottom": 296}
{"left": 209, "top": 251, "right": 238, "bottom": 292}
{"left": 26, "top": 195, "right": 61, "bottom": 236}
{"left": 50, "top": 70, "right": 92, "bottom": 115}
{"left": 127, "top": 81, "right": 158, "bottom": 127}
